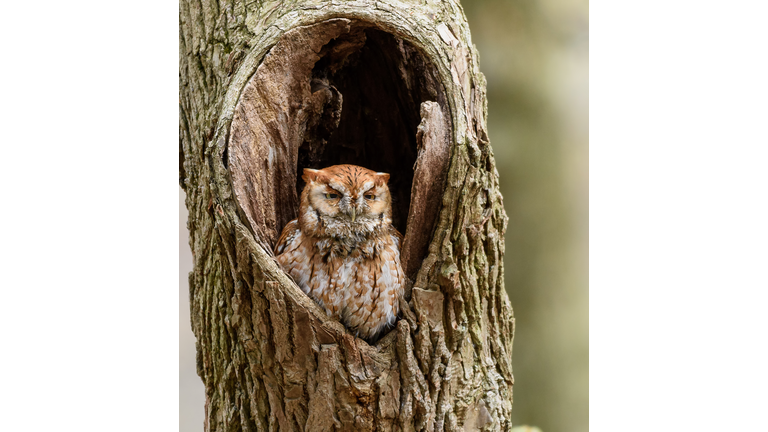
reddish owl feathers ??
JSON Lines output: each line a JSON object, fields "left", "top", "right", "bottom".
{"left": 274, "top": 164, "right": 405, "bottom": 341}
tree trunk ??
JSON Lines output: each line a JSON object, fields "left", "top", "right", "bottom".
{"left": 179, "top": 1, "right": 514, "bottom": 431}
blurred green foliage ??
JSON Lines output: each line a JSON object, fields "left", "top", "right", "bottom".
{"left": 461, "top": 0, "right": 588, "bottom": 431}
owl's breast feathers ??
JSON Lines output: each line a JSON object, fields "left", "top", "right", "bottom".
{"left": 274, "top": 218, "right": 405, "bottom": 341}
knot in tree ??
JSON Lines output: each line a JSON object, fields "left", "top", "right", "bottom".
{"left": 180, "top": 1, "right": 514, "bottom": 431}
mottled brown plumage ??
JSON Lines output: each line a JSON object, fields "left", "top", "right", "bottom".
{"left": 274, "top": 164, "right": 405, "bottom": 341}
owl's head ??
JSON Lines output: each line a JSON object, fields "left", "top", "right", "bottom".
{"left": 300, "top": 165, "right": 392, "bottom": 235}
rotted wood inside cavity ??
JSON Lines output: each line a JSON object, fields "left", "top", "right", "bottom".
{"left": 298, "top": 26, "right": 452, "bottom": 242}
{"left": 229, "top": 19, "right": 451, "bottom": 282}
{"left": 229, "top": 19, "right": 355, "bottom": 247}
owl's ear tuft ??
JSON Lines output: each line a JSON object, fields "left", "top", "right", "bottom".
{"left": 375, "top": 172, "right": 390, "bottom": 186}
{"left": 302, "top": 168, "right": 325, "bottom": 183}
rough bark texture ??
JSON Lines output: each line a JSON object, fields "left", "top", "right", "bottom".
{"left": 180, "top": 1, "right": 514, "bottom": 431}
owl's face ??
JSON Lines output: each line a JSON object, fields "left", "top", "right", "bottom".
{"left": 302, "top": 165, "right": 392, "bottom": 228}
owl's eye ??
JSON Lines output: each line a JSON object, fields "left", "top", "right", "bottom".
{"left": 364, "top": 194, "right": 375, "bottom": 200}
{"left": 325, "top": 193, "right": 339, "bottom": 199}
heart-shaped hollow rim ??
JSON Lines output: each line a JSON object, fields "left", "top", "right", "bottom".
{"left": 228, "top": 18, "right": 452, "bottom": 290}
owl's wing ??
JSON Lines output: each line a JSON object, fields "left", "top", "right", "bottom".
{"left": 274, "top": 219, "right": 300, "bottom": 255}
{"left": 390, "top": 226, "right": 405, "bottom": 253}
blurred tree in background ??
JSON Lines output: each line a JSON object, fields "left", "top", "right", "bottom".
{"left": 461, "top": 0, "right": 588, "bottom": 431}
{"left": 180, "top": 0, "right": 588, "bottom": 431}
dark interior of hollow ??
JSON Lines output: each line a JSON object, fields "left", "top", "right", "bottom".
{"left": 297, "top": 28, "right": 446, "bottom": 234}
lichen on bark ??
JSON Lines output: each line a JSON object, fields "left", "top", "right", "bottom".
{"left": 180, "top": 1, "right": 514, "bottom": 431}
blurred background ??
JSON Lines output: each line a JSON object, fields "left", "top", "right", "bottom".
{"left": 180, "top": 0, "right": 588, "bottom": 430}
{"left": 461, "top": 0, "right": 588, "bottom": 431}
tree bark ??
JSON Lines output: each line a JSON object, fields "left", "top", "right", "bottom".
{"left": 180, "top": 1, "right": 514, "bottom": 431}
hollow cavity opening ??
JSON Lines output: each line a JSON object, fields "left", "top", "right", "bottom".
{"left": 297, "top": 27, "right": 448, "bottom": 234}
{"left": 228, "top": 19, "right": 451, "bottom": 279}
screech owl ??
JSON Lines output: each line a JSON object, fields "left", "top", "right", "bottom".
{"left": 274, "top": 164, "right": 405, "bottom": 342}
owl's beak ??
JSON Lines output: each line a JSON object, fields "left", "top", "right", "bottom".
{"left": 349, "top": 208, "right": 356, "bottom": 222}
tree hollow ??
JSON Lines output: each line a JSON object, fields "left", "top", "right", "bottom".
{"left": 229, "top": 18, "right": 451, "bottom": 281}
